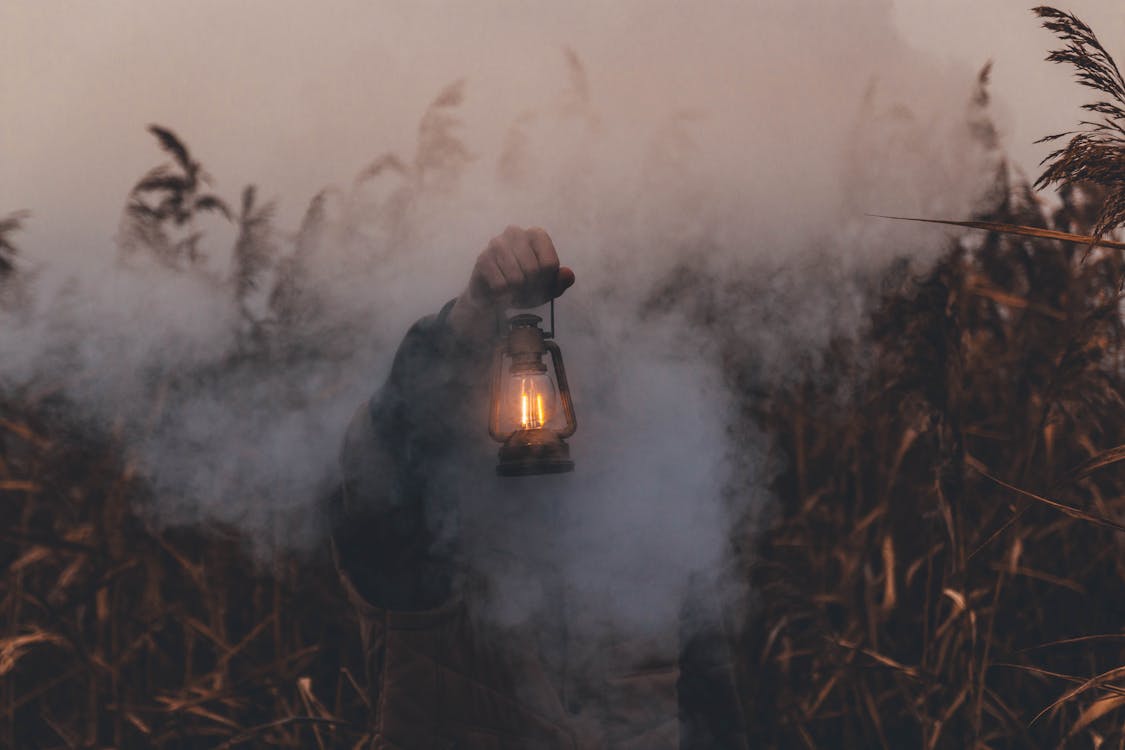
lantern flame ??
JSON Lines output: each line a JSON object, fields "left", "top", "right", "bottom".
{"left": 517, "top": 378, "right": 548, "bottom": 429}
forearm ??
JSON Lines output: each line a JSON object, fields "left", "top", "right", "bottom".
{"left": 340, "top": 300, "right": 493, "bottom": 502}
{"left": 334, "top": 300, "right": 493, "bottom": 610}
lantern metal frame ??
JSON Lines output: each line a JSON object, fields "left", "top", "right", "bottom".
{"left": 488, "top": 304, "right": 576, "bottom": 476}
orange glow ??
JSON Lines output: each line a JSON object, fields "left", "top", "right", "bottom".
{"left": 517, "top": 378, "right": 549, "bottom": 429}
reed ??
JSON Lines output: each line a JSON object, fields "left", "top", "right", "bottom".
{"left": 4, "top": 7, "right": 1125, "bottom": 748}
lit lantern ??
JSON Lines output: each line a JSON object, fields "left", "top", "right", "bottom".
{"left": 489, "top": 311, "right": 577, "bottom": 476}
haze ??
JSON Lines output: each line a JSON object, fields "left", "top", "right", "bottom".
{"left": 2, "top": 1, "right": 1122, "bottom": 262}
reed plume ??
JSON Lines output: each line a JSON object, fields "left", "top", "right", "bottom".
{"left": 124, "top": 125, "right": 231, "bottom": 268}
{"left": 0, "top": 211, "right": 29, "bottom": 280}
{"left": 1033, "top": 6, "right": 1125, "bottom": 246}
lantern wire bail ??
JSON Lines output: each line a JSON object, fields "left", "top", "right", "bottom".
{"left": 546, "top": 297, "right": 556, "bottom": 339}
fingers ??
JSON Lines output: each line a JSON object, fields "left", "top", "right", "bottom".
{"left": 465, "top": 239, "right": 503, "bottom": 295}
{"left": 479, "top": 255, "right": 509, "bottom": 298}
{"left": 527, "top": 227, "right": 560, "bottom": 277}
{"left": 471, "top": 225, "right": 575, "bottom": 310}
{"left": 527, "top": 226, "right": 565, "bottom": 297}
{"left": 505, "top": 225, "right": 539, "bottom": 281}
{"left": 492, "top": 232, "right": 526, "bottom": 288}
{"left": 554, "top": 266, "right": 576, "bottom": 297}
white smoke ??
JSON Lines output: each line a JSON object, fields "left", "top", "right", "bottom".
{"left": 1, "top": 0, "right": 1008, "bottom": 640}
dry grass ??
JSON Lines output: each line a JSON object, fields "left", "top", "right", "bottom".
{"left": 5, "top": 6, "right": 1125, "bottom": 748}
{"left": 0, "top": 212, "right": 30, "bottom": 281}
{"left": 0, "top": 390, "right": 370, "bottom": 748}
{"left": 1033, "top": 6, "right": 1125, "bottom": 246}
{"left": 740, "top": 175, "right": 1125, "bottom": 748}
{"left": 734, "top": 16, "right": 1125, "bottom": 739}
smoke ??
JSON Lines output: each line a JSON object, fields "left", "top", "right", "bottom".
{"left": 1, "top": 0, "right": 1011, "bottom": 724}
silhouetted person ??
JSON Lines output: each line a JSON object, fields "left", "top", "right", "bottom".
{"left": 332, "top": 226, "right": 747, "bottom": 749}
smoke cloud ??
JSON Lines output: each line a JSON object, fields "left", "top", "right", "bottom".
{"left": 2, "top": 0, "right": 1015, "bottom": 687}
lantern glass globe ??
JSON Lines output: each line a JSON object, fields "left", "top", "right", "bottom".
{"left": 501, "top": 370, "right": 560, "bottom": 433}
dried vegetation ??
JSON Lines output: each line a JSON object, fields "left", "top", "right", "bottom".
{"left": 3, "top": 6, "right": 1125, "bottom": 749}
{"left": 738, "top": 8, "right": 1125, "bottom": 748}
{"left": 0, "top": 390, "right": 370, "bottom": 747}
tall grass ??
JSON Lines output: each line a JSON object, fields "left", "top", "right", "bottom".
{"left": 741, "top": 175, "right": 1125, "bottom": 747}
{"left": 3, "top": 6, "right": 1125, "bottom": 748}
{"left": 1033, "top": 6, "right": 1125, "bottom": 247}
{"left": 737, "top": 8, "right": 1125, "bottom": 747}
{"left": 0, "top": 390, "right": 369, "bottom": 747}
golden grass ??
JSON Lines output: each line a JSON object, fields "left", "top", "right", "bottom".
{"left": 0, "top": 392, "right": 370, "bottom": 748}
{"left": 739, "top": 176, "right": 1125, "bottom": 747}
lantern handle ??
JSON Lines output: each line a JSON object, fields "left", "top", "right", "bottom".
{"left": 544, "top": 340, "right": 577, "bottom": 438}
{"left": 543, "top": 297, "right": 555, "bottom": 339}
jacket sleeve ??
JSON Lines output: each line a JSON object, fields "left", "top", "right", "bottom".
{"left": 331, "top": 299, "right": 495, "bottom": 611}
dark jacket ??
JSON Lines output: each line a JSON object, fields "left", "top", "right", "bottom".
{"left": 331, "top": 301, "right": 748, "bottom": 749}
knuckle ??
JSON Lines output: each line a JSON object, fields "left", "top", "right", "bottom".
{"left": 496, "top": 248, "right": 517, "bottom": 271}
{"left": 486, "top": 273, "right": 507, "bottom": 294}
{"left": 529, "top": 227, "right": 558, "bottom": 261}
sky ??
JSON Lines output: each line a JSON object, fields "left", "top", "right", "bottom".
{"left": 1, "top": 0, "right": 1122, "bottom": 263}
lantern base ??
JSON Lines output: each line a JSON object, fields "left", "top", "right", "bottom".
{"left": 497, "top": 428, "right": 574, "bottom": 476}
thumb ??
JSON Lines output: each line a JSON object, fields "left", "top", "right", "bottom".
{"left": 553, "top": 266, "right": 576, "bottom": 298}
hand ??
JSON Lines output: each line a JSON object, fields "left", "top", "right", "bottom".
{"left": 449, "top": 226, "right": 575, "bottom": 339}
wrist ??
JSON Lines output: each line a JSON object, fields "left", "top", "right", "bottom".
{"left": 447, "top": 291, "right": 503, "bottom": 343}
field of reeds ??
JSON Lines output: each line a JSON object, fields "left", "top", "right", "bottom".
{"left": 0, "top": 392, "right": 369, "bottom": 748}
{"left": 4, "top": 5, "right": 1125, "bottom": 749}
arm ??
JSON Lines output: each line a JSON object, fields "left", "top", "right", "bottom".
{"left": 332, "top": 300, "right": 488, "bottom": 610}
{"left": 332, "top": 226, "right": 575, "bottom": 611}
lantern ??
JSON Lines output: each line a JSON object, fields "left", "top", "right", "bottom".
{"left": 489, "top": 310, "right": 577, "bottom": 476}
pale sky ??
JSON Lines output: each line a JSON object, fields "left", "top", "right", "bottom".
{"left": 1, "top": 1, "right": 1122, "bottom": 261}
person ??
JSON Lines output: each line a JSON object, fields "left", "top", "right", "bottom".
{"left": 331, "top": 226, "right": 747, "bottom": 749}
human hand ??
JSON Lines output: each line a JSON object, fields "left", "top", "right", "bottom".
{"left": 448, "top": 226, "right": 575, "bottom": 339}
